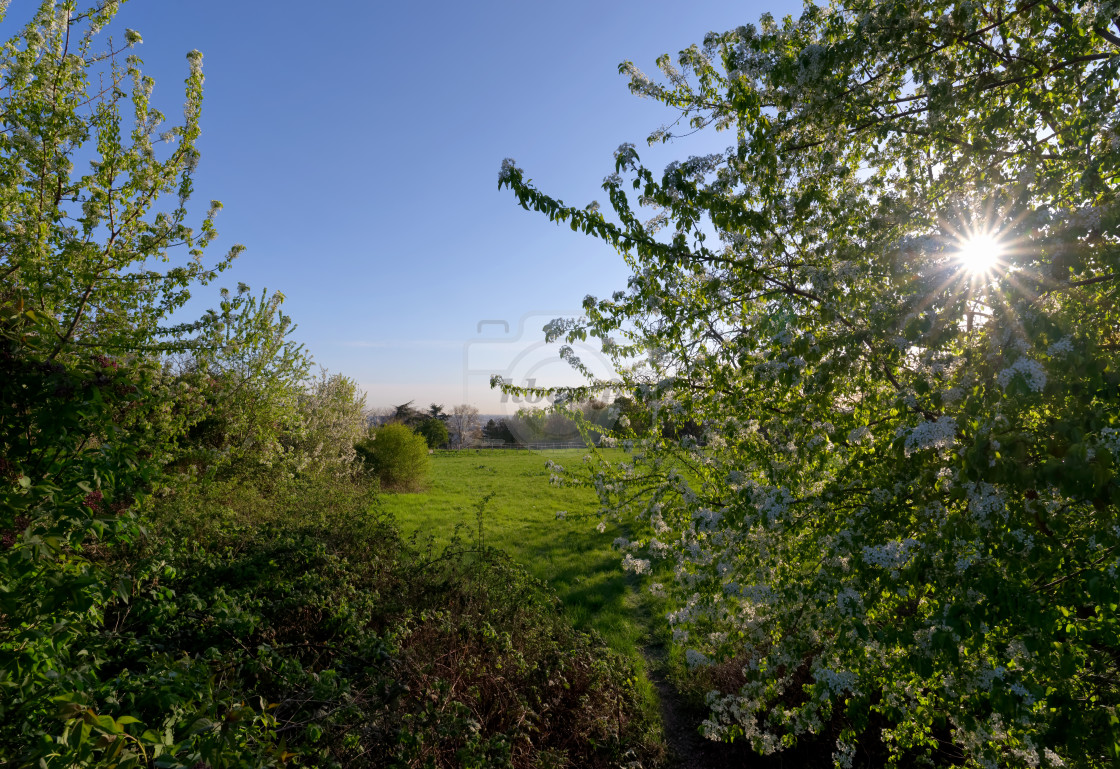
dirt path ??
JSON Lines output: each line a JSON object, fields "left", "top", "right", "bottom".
{"left": 644, "top": 644, "right": 710, "bottom": 768}
{"left": 643, "top": 645, "right": 758, "bottom": 769}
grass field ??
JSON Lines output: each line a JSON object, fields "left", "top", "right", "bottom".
{"left": 377, "top": 448, "right": 668, "bottom": 690}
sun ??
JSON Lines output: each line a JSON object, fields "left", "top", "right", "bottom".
{"left": 956, "top": 232, "right": 1004, "bottom": 274}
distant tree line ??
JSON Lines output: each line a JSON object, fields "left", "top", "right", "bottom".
{"left": 478, "top": 396, "right": 704, "bottom": 448}
{"left": 365, "top": 395, "right": 705, "bottom": 451}
{"left": 369, "top": 402, "right": 484, "bottom": 449}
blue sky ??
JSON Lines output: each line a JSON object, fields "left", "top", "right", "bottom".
{"left": 54, "top": 0, "right": 802, "bottom": 410}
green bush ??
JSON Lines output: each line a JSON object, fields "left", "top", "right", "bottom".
{"left": 355, "top": 423, "right": 430, "bottom": 491}
{"left": 132, "top": 478, "right": 658, "bottom": 768}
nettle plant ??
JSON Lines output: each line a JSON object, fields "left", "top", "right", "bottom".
{"left": 501, "top": 1, "right": 1120, "bottom": 766}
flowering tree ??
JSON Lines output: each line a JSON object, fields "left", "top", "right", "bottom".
{"left": 500, "top": 1, "right": 1120, "bottom": 766}
{"left": 0, "top": 4, "right": 240, "bottom": 359}
{"left": 291, "top": 369, "right": 368, "bottom": 474}
{"left": 449, "top": 403, "right": 481, "bottom": 448}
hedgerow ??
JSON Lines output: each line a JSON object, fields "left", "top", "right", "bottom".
{"left": 0, "top": 4, "right": 657, "bottom": 767}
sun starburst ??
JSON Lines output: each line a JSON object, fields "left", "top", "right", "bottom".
{"left": 956, "top": 232, "right": 1004, "bottom": 274}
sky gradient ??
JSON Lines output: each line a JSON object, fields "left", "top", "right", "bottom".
{"left": 26, "top": 0, "right": 803, "bottom": 411}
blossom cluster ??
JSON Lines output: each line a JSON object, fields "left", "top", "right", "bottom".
{"left": 904, "top": 416, "right": 957, "bottom": 455}
{"left": 996, "top": 357, "right": 1047, "bottom": 393}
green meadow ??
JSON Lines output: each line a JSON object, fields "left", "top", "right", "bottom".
{"left": 377, "top": 448, "right": 669, "bottom": 676}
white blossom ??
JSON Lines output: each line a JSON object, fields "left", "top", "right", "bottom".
{"left": 1044, "top": 748, "right": 1066, "bottom": 767}
{"left": 814, "top": 666, "right": 858, "bottom": 696}
{"left": 836, "top": 587, "right": 863, "bottom": 616}
{"left": 833, "top": 740, "right": 856, "bottom": 769}
{"left": 904, "top": 416, "right": 957, "bottom": 455}
{"left": 1047, "top": 337, "right": 1073, "bottom": 356}
{"left": 622, "top": 553, "right": 652, "bottom": 574}
{"left": 967, "top": 482, "right": 1006, "bottom": 527}
{"left": 686, "top": 649, "right": 710, "bottom": 668}
{"left": 862, "top": 539, "right": 920, "bottom": 569}
{"left": 1100, "top": 427, "right": 1120, "bottom": 457}
{"left": 997, "top": 357, "right": 1047, "bottom": 393}
{"left": 498, "top": 157, "right": 519, "bottom": 183}
{"left": 847, "top": 425, "right": 871, "bottom": 445}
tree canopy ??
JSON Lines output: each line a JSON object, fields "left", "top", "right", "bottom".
{"left": 501, "top": 1, "right": 1120, "bottom": 765}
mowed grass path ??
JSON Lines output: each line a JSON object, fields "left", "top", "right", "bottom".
{"left": 377, "top": 449, "right": 665, "bottom": 666}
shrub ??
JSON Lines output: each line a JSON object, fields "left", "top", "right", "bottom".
{"left": 171, "top": 287, "right": 312, "bottom": 480}
{"left": 128, "top": 478, "right": 658, "bottom": 768}
{"left": 355, "top": 423, "right": 430, "bottom": 491}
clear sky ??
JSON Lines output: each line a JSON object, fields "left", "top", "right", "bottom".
{"left": 37, "top": 0, "right": 803, "bottom": 411}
